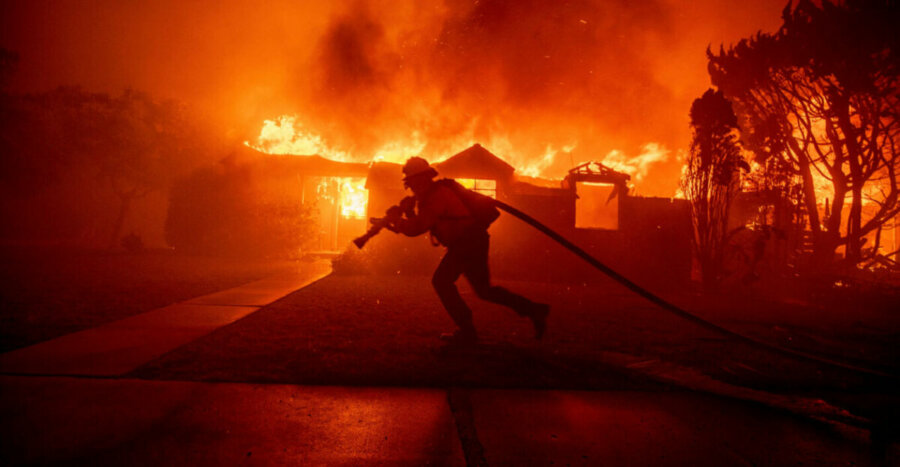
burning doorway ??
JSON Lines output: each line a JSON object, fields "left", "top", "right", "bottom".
{"left": 305, "top": 176, "right": 369, "bottom": 253}
{"left": 565, "top": 161, "right": 630, "bottom": 231}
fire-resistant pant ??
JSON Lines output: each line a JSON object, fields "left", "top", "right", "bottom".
{"left": 432, "top": 231, "right": 538, "bottom": 332}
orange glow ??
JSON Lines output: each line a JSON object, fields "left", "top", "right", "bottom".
{"left": 789, "top": 114, "right": 882, "bottom": 209}
{"left": 457, "top": 179, "right": 497, "bottom": 198}
{"left": 246, "top": 115, "right": 350, "bottom": 161}
{"left": 248, "top": 115, "right": 674, "bottom": 188}
{"left": 246, "top": 115, "right": 426, "bottom": 165}
{"left": 518, "top": 144, "right": 577, "bottom": 178}
{"left": 598, "top": 143, "right": 671, "bottom": 185}
{"left": 313, "top": 177, "right": 369, "bottom": 220}
{"left": 2, "top": 1, "right": 794, "bottom": 198}
{"left": 575, "top": 182, "right": 619, "bottom": 230}
{"left": 339, "top": 178, "right": 368, "bottom": 219}
{"left": 372, "top": 134, "right": 427, "bottom": 164}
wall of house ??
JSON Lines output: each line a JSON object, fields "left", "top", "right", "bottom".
{"left": 362, "top": 163, "right": 691, "bottom": 289}
{"left": 618, "top": 197, "right": 692, "bottom": 289}
{"left": 490, "top": 190, "right": 691, "bottom": 290}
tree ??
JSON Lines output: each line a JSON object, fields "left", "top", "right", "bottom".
{"left": 0, "top": 86, "right": 212, "bottom": 246}
{"left": 83, "top": 90, "right": 201, "bottom": 247}
{"left": 165, "top": 161, "right": 317, "bottom": 258}
{"left": 682, "top": 89, "right": 747, "bottom": 290}
{"left": 41, "top": 88, "right": 202, "bottom": 247}
{"left": 0, "top": 48, "right": 18, "bottom": 88}
{"left": 708, "top": 0, "right": 900, "bottom": 267}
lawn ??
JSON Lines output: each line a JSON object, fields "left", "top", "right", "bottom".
{"left": 0, "top": 246, "right": 299, "bottom": 352}
{"left": 132, "top": 272, "right": 899, "bottom": 392}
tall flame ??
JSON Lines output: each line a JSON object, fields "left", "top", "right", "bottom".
{"left": 339, "top": 178, "right": 368, "bottom": 219}
{"left": 249, "top": 115, "right": 350, "bottom": 161}
{"left": 248, "top": 116, "right": 372, "bottom": 219}
{"left": 518, "top": 143, "right": 577, "bottom": 178}
{"left": 599, "top": 143, "right": 671, "bottom": 184}
{"left": 247, "top": 115, "right": 425, "bottom": 165}
{"left": 248, "top": 115, "right": 675, "bottom": 192}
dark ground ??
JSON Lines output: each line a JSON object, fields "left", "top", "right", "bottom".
{"left": 3, "top": 247, "right": 898, "bottom": 448}
{"left": 0, "top": 246, "right": 297, "bottom": 352}
{"left": 131, "top": 272, "right": 900, "bottom": 432}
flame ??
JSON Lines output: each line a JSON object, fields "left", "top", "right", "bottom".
{"left": 247, "top": 114, "right": 425, "bottom": 165}
{"left": 248, "top": 115, "right": 675, "bottom": 191}
{"left": 518, "top": 143, "right": 577, "bottom": 178}
{"left": 339, "top": 178, "right": 368, "bottom": 218}
{"left": 598, "top": 143, "right": 671, "bottom": 183}
{"left": 246, "top": 118, "right": 371, "bottom": 219}
{"left": 372, "top": 132, "right": 427, "bottom": 164}
{"left": 314, "top": 177, "right": 369, "bottom": 220}
{"left": 247, "top": 115, "right": 350, "bottom": 161}
{"left": 789, "top": 116, "right": 882, "bottom": 208}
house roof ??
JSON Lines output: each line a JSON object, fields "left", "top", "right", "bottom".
{"left": 237, "top": 145, "right": 369, "bottom": 178}
{"left": 566, "top": 161, "right": 630, "bottom": 184}
{"left": 434, "top": 144, "right": 515, "bottom": 180}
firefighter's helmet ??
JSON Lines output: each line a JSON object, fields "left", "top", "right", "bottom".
{"left": 401, "top": 157, "right": 438, "bottom": 181}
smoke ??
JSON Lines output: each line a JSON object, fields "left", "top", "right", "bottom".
{"left": 305, "top": 1, "right": 681, "bottom": 162}
{"left": 2, "top": 0, "right": 787, "bottom": 196}
{"left": 295, "top": 0, "right": 749, "bottom": 194}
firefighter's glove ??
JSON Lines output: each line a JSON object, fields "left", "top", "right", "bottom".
{"left": 385, "top": 205, "right": 403, "bottom": 219}
{"left": 399, "top": 196, "right": 416, "bottom": 217}
{"left": 383, "top": 205, "right": 404, "bottom": 231}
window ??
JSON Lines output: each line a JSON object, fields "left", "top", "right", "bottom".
{"left": 575, "top": 182, "right": 618, "bottom": 230}
{"left": 457, "top": 178, "right": 497, "bottom": 199}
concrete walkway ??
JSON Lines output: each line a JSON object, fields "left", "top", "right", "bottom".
{"left": 0, "top": 260, "right": 331, "bottom": 376}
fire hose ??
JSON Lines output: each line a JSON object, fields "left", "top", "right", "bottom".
{"left": 354, "top": 198, "right": 895, "bottom": 379}
{"left": 491, "top": 199, "right": 896, "bottom": 380}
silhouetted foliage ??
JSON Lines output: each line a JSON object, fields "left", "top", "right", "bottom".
{"left": 0, "top": 48, "right": 18, "bottom": 88}
{"left": 120, "top": 232, "right": 144, "bottom": 253}
{"left": 682, "top": 89, "right": 746, "bottom": 290}
{"left": 708, "top": 0, "right": 900, "bottom": 268}
{"left": 0, "top": 86, "right": 213, "bottom": 246}
{"left": 166, "top": 161, "right": 316, "bottom": 258}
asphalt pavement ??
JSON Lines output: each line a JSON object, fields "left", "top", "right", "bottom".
{"left": 0, "top": 262, "right": 893, "bottom": 465}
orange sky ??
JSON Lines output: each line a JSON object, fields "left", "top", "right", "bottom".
{"left": 1, "top": 0, "right": 786, "bottom": 195}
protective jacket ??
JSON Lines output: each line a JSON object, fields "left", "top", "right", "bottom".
{"left": 396, "top": 182, "right": 479, "bottom": 247}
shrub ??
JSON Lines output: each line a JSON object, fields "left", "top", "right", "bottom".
{"left": 165, "top": 163, "right": 316, "bottom": 258}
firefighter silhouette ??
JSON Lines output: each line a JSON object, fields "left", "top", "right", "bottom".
{"left": 386, "top": 157, "right": 550, "bottom": 344}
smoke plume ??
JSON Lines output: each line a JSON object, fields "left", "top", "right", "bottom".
{"left": 2, "top": 0, "right": 787, "bottom": 195}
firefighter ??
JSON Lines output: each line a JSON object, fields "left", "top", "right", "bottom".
{"left": 388, "top": 157, "right": 550, "bottom": 345}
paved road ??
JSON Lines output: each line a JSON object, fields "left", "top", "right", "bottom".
{"left": 0, "top": 262, "right": 891, "bottom": 465}
{"left": 0, "top": 375, "right": 881, "bottom": 466}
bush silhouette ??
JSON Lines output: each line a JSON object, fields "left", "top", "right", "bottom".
{"left": 166, "top": 163, "right": 315, "bottom": 258}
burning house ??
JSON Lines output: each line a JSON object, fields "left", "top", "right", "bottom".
{"left": 223, "top": 146, "right": 371, "bottom": 253}
{"left": 244, "top": 143, "right": 691, "bottom": 288}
